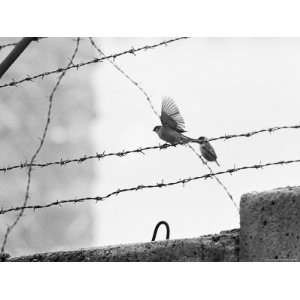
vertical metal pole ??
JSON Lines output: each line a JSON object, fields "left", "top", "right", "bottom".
{"left": 0, "top": 37, "right": 38, "bottom": 79}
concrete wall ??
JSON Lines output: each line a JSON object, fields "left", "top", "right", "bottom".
{"left": 3, "top": 185, "right": 300, "bottom": 262}
{"left": 7, "top": 229, "right": 239, "bottom": 262}
{"left": 240, "top": 186, "right": 300, "bottom": 261}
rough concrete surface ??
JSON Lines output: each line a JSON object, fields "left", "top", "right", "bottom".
{"left": 6, "top": 185, "right": 300, "bottom": 262}
{"left": 8, "top": 229, "right": 239, "bottom": 262}
{"left": 240, "top": 185, "right": 300, "bottom": 261}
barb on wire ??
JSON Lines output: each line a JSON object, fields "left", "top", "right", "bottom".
{"left": 209, "top": 124, "right": 300, "bottom": 142}
{"left": 187, "top": 144, "right": 239, "bottom": 212}
{"left": 0, "top": 122, "right": 300, "bottom": 174}
{"left": 0, "top": 37, "right": 189, "bottom": 89}
{"left": 0, "top": 38, "right": 81, "bottom": 254}
{"left": 89, "top": 37, "right": 160, "bottom": 117}
{"left": 1, "top": 157, "right": 300, "bottom": 216}
{"left": 151, "top": 221, "right": 170, "bottom": 241}
{"left": 0, "top": 143, "right": 172, "bottom": 172}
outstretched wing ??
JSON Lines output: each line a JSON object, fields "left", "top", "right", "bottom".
{"left": 160, "top": 97, "right": 186, "bottom": 132}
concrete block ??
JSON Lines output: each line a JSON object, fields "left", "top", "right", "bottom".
{"left": 240, "top": 186, "right": 300, "bottom": 261}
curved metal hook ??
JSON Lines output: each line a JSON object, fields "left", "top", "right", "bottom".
{"left": 151, "top": 221, "right": 170, "bottom": 241}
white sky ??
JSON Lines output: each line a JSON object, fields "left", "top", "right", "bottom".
{"left": 91, "top": 38, "right": 300, "bottom": 246}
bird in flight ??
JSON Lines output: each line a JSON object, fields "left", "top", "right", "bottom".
{"left": 153, "top": 97, "right": 201, "bottom": 145}
{"left": 198, "top": 136, "right": 220, "bottom": 166}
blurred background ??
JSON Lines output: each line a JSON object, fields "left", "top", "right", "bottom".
{"left": 1, "top": 37, "right": 300, "bottom": 256}
{"left": 0, "top": 37, "right": 97, "bottom": 256}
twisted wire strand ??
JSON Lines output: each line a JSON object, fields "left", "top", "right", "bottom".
{"left": 209, "top": 124, "right": 300, "bottom": 142}
{"left": 0, "top": 122, "right": 299, "bottom": 173}
{"left": 1, "top": 157, "right": 300, "bottom": 216}
{"left": 0, "top": 37, "right": 189, "bottom": 89}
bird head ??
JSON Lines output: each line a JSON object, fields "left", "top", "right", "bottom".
{"left": 153, "top": 126, "right": 161, "bottom": 133}
{"left": 198, "top": 136, "right": 207, "bottom": 144}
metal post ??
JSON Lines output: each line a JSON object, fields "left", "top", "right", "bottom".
{"left": 0, "top": 37, "right": 38, "bottom": 79}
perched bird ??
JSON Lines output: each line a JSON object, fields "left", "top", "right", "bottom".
{"left": 153, "top": 97, "right": 200, "bottom": 145}
{"left": 198, "top": 136, "right": 220, "bottom": 166}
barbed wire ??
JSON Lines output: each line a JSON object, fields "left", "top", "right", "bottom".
{"left": 1, "top": 157, "right": 300, "bottom": 216}
{"left": 87, "top": 37, "right": 272, "bottom": 213}
{"left": 0, "top": 38, "right": 81, "bottom": 254}
{"left": 0, "top": 38, "right": 46, "bottom": 51}
{"left": 186, "top": 144, "right": 239, "bottom": 212}
{"left": 0, "top": 36, "right": 281, "bottom": 215}
{"left": 0, "top": 37, "right": 189, "bottom": 89}
{"left": 209, "top": 123, "right": 300, "bottom": 142}
{"left": 184, "top": 122, "right": 299, "bottom": 212}
{"left": 0, "top": 122, "right": 299, "bottom": 174}
{"left": 89, "top": 37, "right": 160, "bottom": 117}
{"left": 1, "top": 36, "right": 300, "bottom": 255}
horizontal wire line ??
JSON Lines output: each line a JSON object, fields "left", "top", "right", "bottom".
{"left": 1, "top": 157, "right": 300, "bottom": 215}
{"left": 0, "top": 37, "right": 189, "bottom": 89}
{"left": 0, "top": 122, "right": 299, "bottom": 173}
